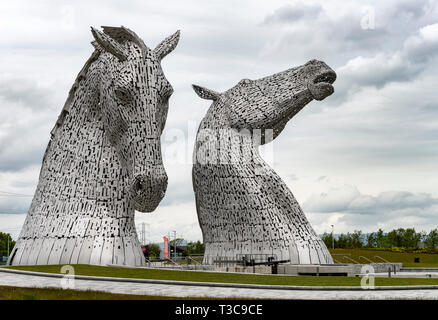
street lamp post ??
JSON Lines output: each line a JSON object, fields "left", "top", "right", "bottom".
{"left": 172, "top": 230, "right": 177, "bottom": 259}
{"left": 331, "top": 225, "right": 335, "bottom": 250}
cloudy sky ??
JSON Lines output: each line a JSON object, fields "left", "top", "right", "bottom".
{"left": 0, "top": 0, "right": 437, "bottom": 242}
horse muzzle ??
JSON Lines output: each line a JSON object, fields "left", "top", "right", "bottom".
{"left": 130, "top": 168, "right": 168, "bottom": 212}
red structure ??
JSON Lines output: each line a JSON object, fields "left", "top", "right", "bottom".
{"left": 163, "top": 237, "right": 169, "bottom": 259}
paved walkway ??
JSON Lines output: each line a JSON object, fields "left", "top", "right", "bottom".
{"left": 0, "top": 270, "right": 437, "bottom": 300}
{"left": 372, "top": 272, "right": 438, "bottom": 278}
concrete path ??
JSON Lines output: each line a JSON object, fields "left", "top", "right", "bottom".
{"left": 0, "top": 270, "right": 437, "bottom": 300}
{"left": 371, "top": 272, "right": 438, "bottom": 278}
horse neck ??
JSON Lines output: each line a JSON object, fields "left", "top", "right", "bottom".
{"left": 196, "top": 106, "right": 270, "bottom": 175}
{"left": 35, "top": 60, "right": 128, "bottom": 208}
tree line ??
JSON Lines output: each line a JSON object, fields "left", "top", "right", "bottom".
{"left": 144, "top": 240, "right": 205, "bottom": 259}
{"left": 0, "top": 232, "right": 205, "bottom": 259}
{"left": 6, "top": 227, "right": 438, "bottom": 258}
{"left": 321, "top": 228, "right": 438, "bottom": 251}
{"left": 186, "top": 240, "right": 205, "bottom": 255}
{"left": 0, "top": 232, "right": 15, "bottom": 257}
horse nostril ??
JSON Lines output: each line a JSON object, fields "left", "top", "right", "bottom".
{"left": 133, "top": 178, "right": 146, "bottom": 194}
{"left": 160, "top": 173, "right": 168, "bottom": 186}
{"left": 132, "top": 173, "right": 167, "bottom": 195}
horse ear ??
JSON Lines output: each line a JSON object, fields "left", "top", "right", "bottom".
{"left": 153, "top": 30, "right": 180, "bottom": 61}
{"left": 91, "top": 27, "right": 128, "bottom": 61}
{"left": 192, "top": 84, "right": 219, "bottom": 101}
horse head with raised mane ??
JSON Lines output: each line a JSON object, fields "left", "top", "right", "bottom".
{"left": 193, "top": 59, "right": 336, "bottom": 142}
{"left": 192, "top": 60, "right": 337, "bottom": 265}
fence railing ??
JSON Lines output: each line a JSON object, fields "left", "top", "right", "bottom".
{"left": 374, "top": 255, "right": 390, "bottom": 263}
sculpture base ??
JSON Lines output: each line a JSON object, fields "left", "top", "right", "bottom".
{"left": 8, "top": 236, "right": 145, "bottom": 267}
{"left": 213, "top": 263, "right": 402, "bottom": 276}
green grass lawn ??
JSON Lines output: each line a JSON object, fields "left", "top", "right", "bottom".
{"left": 5, "top": 264, "right": 438, "bottom": 287}
{"left": 0, "top": 285, "right": 218, "bottom": 300}
{"left": 329, "top": 248, "right": 438, "bottom": 267}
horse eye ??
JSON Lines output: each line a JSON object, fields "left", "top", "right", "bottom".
{"left": 114, "top": 87, "right": 133, "bottom": 105}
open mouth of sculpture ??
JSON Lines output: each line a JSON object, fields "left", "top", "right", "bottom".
{"left": 313, "top": 71, "right": 336, "bottom": 85}
{"left": 308, "top": 71, "right": 337, "bottom": 100}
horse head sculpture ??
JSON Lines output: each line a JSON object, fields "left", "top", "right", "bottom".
{"left": 91, "top": 26, "right": 178, "bottom": 212}
{"left": 193, "top": 59, "right": 336, "bottom": 141}
{"left": 9, "top": 26, "right": 179, "bottom": 266}
{"left": 192, "top": 60, "right": 337, "bottom": 265}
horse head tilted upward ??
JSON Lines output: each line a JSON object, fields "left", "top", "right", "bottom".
{"left": 9, "top": 26, "right": 179, "bottom": 266}
{"left": 192, "top": 60, "right": 336, "bottom": 264}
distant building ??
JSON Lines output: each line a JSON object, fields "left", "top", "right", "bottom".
{"left": 158, "top": 240, "right": 188, "bottom": 259}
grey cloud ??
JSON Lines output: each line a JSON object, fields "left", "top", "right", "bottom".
{"left": 263, "top": 2, "right": 322, "bottom": 24}
{"left": 303, "top": 185, "right": 438, "bottom": 215}
{"left": 404, "top": 24, "right": 438, "bottom": 63}
{"left": 0, "top": 166, "right": 38, "bottom": 215}
{"left": 259, "top": 3, "right": 390, "bottom": 65}
{"left": 0, "top": 75, "right": 55, "bottom": 110}
{"left": 9, "top": 179, "right": 38, "bottom": 188}
{"left": 387, "top": 0, "right": 430, "bottom": 20}
{"left": 258, "top": 1, "right": 438, "bottom": 103}
{"left": 0, "top": 137, "right": 48, "bottom": 171}
{"left": 0, "top": 0, "right": 436, "bottom": 240}
{"left": 0, "top": 195, "right": 32, "bottom": 214}
{"left": 0, "top": 74, "right": 58, "bottom": 171}
{"left": 0, "top": 107, "right": 52, "bottom": 171}
{"left": 303, "top": 185, "right": 361, "bottom": 213}
{"left": 321, "top": 210, "right": 435, "bottom": 234}
{"left": 160, "top": 177, "right": 195, "bottom": 207}
{"left": 335, "top": 23, "right": 438, "bottom": 97}
{"left": 334, "top": 206, "right": 438, "bottom": 233}
{"left": 135, "top": 202, "right": 202, "bottom": 242}
{"left": 333, "top": 53, "right": 422, "bottom": 101}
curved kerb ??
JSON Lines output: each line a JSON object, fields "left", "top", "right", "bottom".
{"left": 1, "top": 267, "right": 437, "bottom": 291}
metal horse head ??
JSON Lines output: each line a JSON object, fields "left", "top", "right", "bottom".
{"left": 193, "top": 59, "right": 336, "bottom": 143}
{"left": 91, "top": 26, "right": 179, "bottom": 212}
{"left": 192, "top": 60, "right": 336, "bottom": 264}
{"left": 8, "top": 26, "right": 180, "bottom": 267}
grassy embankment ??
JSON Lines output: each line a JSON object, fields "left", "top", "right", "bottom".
{"left": 0, "top": 285, "right": 199, "bottom": 300}
{"left": 329, "top": 248, "right": 438, "bottom": 268}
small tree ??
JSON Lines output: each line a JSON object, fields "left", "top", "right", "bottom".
{"left": 147, "top": 243, "right": 161, "bottom": 258}
{"left": 186, "top": 240, "right": 205, "bottom": 255}
{"left": 375, "top": 228, "right": 386, "bottom": 248}
{"left": 321, "top": 232, "right": 333, "bottom": 249}
{"left": 387, "top": 229, "right": 403, "bottom": 247}
{"left": 366, "top": 232, "right": 377, "bottom": 248}
{"left": 425, "top": 229, "right": 438, "bottom": 251}
{"left": 0, "top": 232, "right": 15, "bottom": 257}
{"left": 337, "top": 234, "right": 348, "bottom": 248}
{"left": 350, "top": 230, "right": 363, "bottom": 248}
{"left": 401, "top": 228, "right": 421, "bottom": 248}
